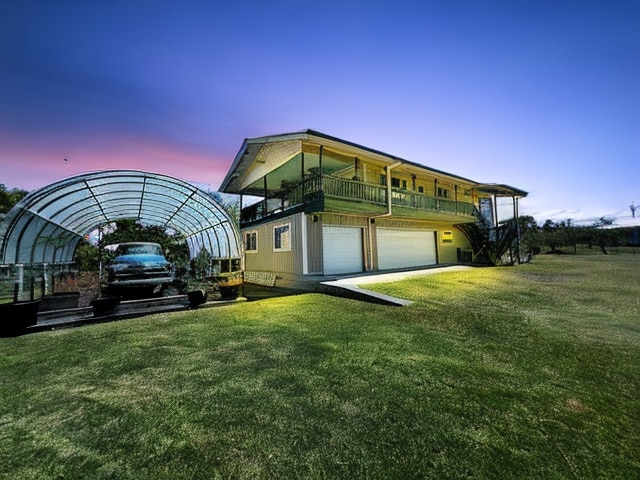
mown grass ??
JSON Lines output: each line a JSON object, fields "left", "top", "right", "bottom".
{"left": 1, "top": 254, "right": 639, "bottom": 479}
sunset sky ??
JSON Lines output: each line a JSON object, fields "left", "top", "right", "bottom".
{"left": 1, "top": 1, "right": 638, "bottom": 224}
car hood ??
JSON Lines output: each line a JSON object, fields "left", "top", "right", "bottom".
{"left": 109, "top": 254, "right": 170, "bottom": 267}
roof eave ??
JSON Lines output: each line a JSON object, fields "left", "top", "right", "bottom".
{"left": 475, "top": 183, "right": 528, "bottom": 198}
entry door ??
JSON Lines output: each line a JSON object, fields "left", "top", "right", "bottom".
{"left": 322, "top": 226, "right": 364, "bottom": 275}
{"left": 377, "top": 228, "right": 436, "bottom": 270}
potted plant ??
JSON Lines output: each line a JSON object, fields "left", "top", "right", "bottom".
{"left": 216, "top": 272, "right": 243, "bottom": 300}
{"left": 187, "top": 289, "right": 208, "bottom": 307}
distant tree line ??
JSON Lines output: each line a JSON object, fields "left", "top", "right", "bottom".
{"left": 519, "top": 216, "right": 630, "bottom": 256}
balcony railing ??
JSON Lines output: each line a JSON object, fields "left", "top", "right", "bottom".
{"left": 241, "top": 175, "right": 477, "bottom": 224}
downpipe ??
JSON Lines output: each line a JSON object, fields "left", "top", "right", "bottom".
{"left": 366, "top": 161, "right": 402, "bottom": 270}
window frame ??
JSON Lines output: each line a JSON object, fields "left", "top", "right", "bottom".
{"left": 273, "top": 222, "right": 291, "bottom": 252}
{"left": 244, "top": 231, "right": 258, "bottom": 253}
{"left": 437, "top": 187, "right": 450, "bottom": 199}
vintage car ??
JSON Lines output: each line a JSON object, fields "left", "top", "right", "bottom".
{"left": 105, "top": 242, "right": 174, "bottom": 296}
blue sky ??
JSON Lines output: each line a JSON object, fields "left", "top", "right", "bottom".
{"left": 1, "top": 0, "right": 638, "bottom": 224}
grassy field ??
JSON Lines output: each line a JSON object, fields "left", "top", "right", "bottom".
{"left": 1, "top": 254, "right": 639, "bottom": 479}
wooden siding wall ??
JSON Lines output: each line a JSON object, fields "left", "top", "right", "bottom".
{"left": 306, "top": 214, "right": 323, "bottom": 274}
{"left": 243, "top": 213, "right": 304, "bottom": 274}
{"left": 438, "top": 227, "right": 471, "bottom": 263}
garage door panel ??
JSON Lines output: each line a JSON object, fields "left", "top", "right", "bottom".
{"left": 377, "top": 228, "right": 436, "bottom": 270}
{"left": 323, "top": 226, "right": 363, "bottom": 275}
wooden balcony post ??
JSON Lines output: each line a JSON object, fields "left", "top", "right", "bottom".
{"left": 262, "top": 176, "right": 268, "bottom": 217}
{"left": 318, "top": 146, "right": 323, "bottom": 191}
{"left": 455, "top": 185, "right": 458, "bottom": 214}
{"left": 301, "top": 152, "right": 305, "bottom": 202}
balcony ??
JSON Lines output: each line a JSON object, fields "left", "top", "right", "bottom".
{"left": 240, "top": 175, "right": 478, "bottom": 226}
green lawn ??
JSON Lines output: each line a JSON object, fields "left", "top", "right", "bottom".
{"left": 1, "top": 255, "right": 639, "bottom": 479}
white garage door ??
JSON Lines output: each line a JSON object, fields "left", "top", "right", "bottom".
{"left": 322, "top": 226, "right": 364, "bottom": 275}
{"left": 377, "top": 228, "right": 436, "bottom": 270}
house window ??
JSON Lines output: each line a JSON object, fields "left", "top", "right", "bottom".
{"left": 437, "top": 187, "right": 449, "bottom": 198}
{"left": 418, "top": 186, "right": 424, "bottom": 194}
{"left": 463, "top": 188, "right": 471, "bottom": 196}
{"left": 273, "top": 223, "right": 291, "bottom": 252}
{"left": 383, "top": 177, "right": 406, "bottom": 189}
{"left": 245, "top": 231, "right": 257, "bottom": 252}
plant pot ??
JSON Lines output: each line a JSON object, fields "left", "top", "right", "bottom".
{"left": 39, "top": 292, "right": 81, "bottom": 311}
{"left": 187, "top": 289, "right": 207, "bottom": 307}
{"left": 219, "top": 285, "right": 239, "bottom": 300}
{"left": 0, "top": 300, "right": 40, "bottom": 337}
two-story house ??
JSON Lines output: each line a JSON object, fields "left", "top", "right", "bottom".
{"left": 219, "top": 130, "right": 526, "bottom": 278}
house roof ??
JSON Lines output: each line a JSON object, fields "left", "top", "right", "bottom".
{"left": 219, "top": 129, "right": 514, "bottom": 194}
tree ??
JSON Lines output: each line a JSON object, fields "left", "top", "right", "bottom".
{"left": 536, "top": 216, "right": 625, "bottom": 255}
{"left": 590, "top": 218, "right": 622, "bottom": 255}
{"left": 541, "top": 219, "right": 562, "bottom": 253}
{"left": 0, "top": 184, "right": 28, "bottom": 213}
{"left": 207, "top": 191, "right": 240, "bottom": 229}
{"left": 518, "top": 215, "right": 542, "bottom": 256}
{"left": 74, "top": 242, "right": 100, "bottom": 271}
{"left": 190, "top": 248, "right": 212, "bottom": 278}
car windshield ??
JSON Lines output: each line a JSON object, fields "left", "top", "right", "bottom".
{"left": 117, "top": 244, "right": 162, "bottom": 256}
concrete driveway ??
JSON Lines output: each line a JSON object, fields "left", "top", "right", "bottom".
{"left": 320, "top": 265, "right": 474, "bottom": 306}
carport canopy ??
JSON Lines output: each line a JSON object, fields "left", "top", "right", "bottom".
{"left": 0, "top": 170, "right": 241, "bottom": 265}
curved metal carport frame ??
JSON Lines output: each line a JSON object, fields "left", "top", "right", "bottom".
{"left": 0, "top": 170, "right": 241, "bottom": 265}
